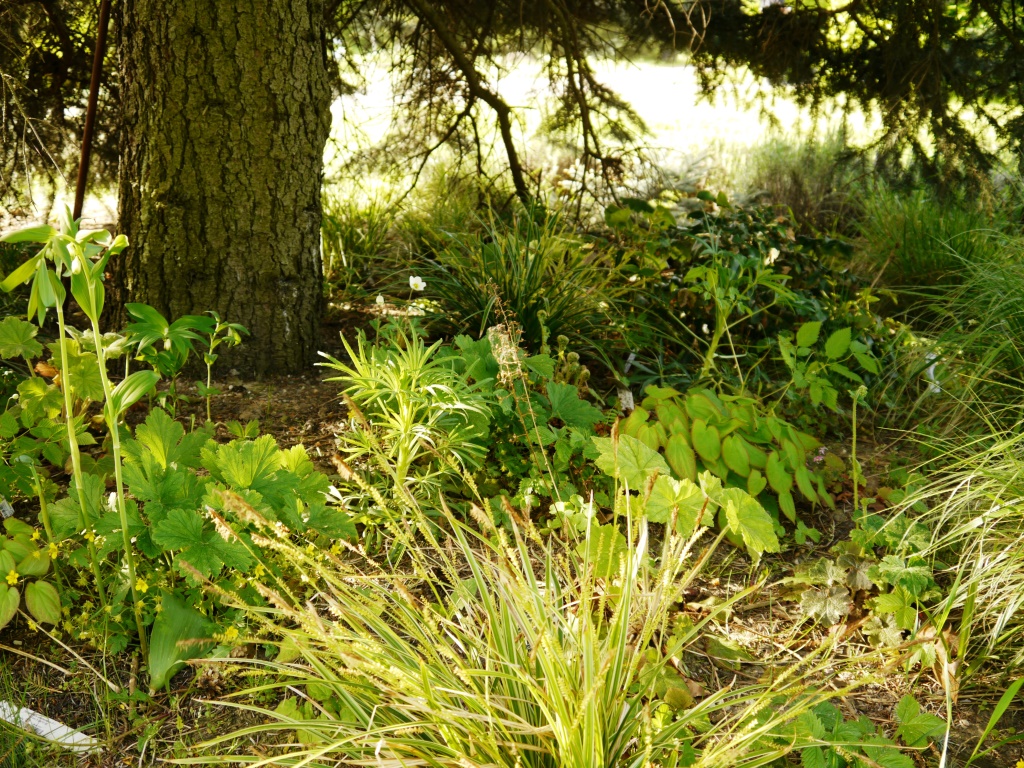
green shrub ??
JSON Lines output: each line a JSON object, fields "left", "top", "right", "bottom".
{"left": 320, "top": 325, "right": 493, "bottom": 498}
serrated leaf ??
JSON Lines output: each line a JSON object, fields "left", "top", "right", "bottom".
{"left": 800, "top": 746, "right": 827, "bottom": 768}
{"left": 0, "top": 316, "right": 43, "bottom": 361}
{"left": 870, "top": 555, "right": 934, "bottom": 596}
{"left": 16, "top": 377, "right": 63, "bottom": 425}
{"left": 862, "top": 615, "right": 905, "bottom": 647}
{"left": 546, "top": 382, "right": 602, "bottom": 431}
{"left": 524, "top": 354, "right": 555, "bottom": 380}
{"left": 577, "top": 524, "right": 628, "bottom": 579}
{"left": 853, "top": 350, "right": 880, "bottom": 374}
{"left": 128, "top": 407, "right": 208, "bottom": 469}
{"left": 721, "top": 487, "right": 779, "bottom": 556}
{"left": 862, "top": 738, "right": 916, "bottom": 768}
{"left": 152, "top": 508, "right": 251, "bottom": 578}
{"left": 824, "top": 327, "right": 851, "bottom": 359}
{"left": 796, "top": 322, "right": 822, "bottom": 348}
{"left": 592, "top": 435, "right": 670, "bottom": 490}
{"left": 24, "top": 580, "right": 60, "bottom": 624}
{"left": 149, "top": 591, "right": 216, "bottom": 691}
{"left": 894, "top": 695, "right": 945, "bottom": 747}
{"left": 94, "top": 501, "right": 147, "bottom": 556}
{"left": 873, "top": 586, "right": 918, "bottom": 630}
{"left": 800, "top": 585, "right": 851, "bottom": 625}
{"left": 645, "top": 476, "right": 707, "bottom": 535}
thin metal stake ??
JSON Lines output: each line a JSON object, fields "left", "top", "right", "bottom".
{"left": 72, "top": 0, "right": 113, "bottom": 221}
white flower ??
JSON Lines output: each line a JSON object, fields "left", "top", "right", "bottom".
{"left": 409, "top": 275, "right": 426, "bottom": 292}
{"left": 162, "top": 337, "right": 172, "bottom": 351}
{"left": 375, "top": 294, "right": 385, "bottom": 306}
{"left": 702, "top": 323, "right": 710, "bottom": 335}
{"left": 71, "top": 256, "right": 83, "bottom": 274}
{"left": 107, "top": 492, "right": 117, "bottom": 512}
{"left": 766, "top": 247, "right": 780, "bottom": 266}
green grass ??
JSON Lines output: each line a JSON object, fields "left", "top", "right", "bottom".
{"left": 184, "top": 489, "right": 859, "bottom": 768}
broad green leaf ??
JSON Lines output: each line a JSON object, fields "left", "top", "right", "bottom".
{"left": 720, "top": 487, "right": 779, "bottom": 556}
{"left": 823, "top": 327, "right": 851, "bottom": 359}
{"left": 126, "top": 407, "right": 210, "bottom": 470}
{"left": 57, "top": 348, "right": 105, "bottom": 403}
{"left": 0, "top": 317, "right": 43, "bottom": 360}
{"left": 645, "top": 476, "right": 707, "bottom": 535}
{"left": 4, "top": 519, "right": 33, "bottom": 537}
{"left": 0, "top": 225, "right": 56, "bottom": 244}
{"left": 592, "top": 435, "right": 670, "bottom": 490}
{"left": 796, "top": 321, "right": 822, "bottom": 349}
{"left": 894, "top": 695, "right": 945, "bottom": 747}
{"left": 0, "top": 584, "right": 18, "bottom": 630}
{"left": 862, "top": 738, "right": 916, "bottom": 768}
{"left": 16, "top": 377, "right": 63, "bottom": 425}
{"left": 546, "top": 382, "right": 602, "bottom": 432}
{"left": 1, "top": 254, "right": 41, "bottom": 293}
{"left": 108, "top": 370, "right": 161, "bottom": 417}
{"left": 16, "top": 548, "right": 50, "bottom": 577}
{"left": 94, "top": 500, "right": 147, "bottom": 556}
{"left": 149, "top": 591, "right": 216, "bottom": 691}
{"left": 454, "top": 335, "right": 499, "bottom": 384}
{"left": 24, "top": 580, "right": 60, "bottom": 624}
{"left": 524, "top": 354, "right": 555, "bottom": 380}
{"left": 873, "top": 586, "right": 917, "bottom": 630}
{"left": 869, "top": 555, "right": 934, "bottom": 596}
{"left": 125, "top": 302, "right": 169, "bottom": 329}
{"left": 152, "top": 508, "right": 251, "bottom": 577}
{"left": 800, "top": 585, "right": 851, "bottom": 625}
{"left": 576, "top": 524, "right": 628, "bottom": 579}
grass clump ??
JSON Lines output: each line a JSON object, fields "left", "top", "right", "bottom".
{"left": 187, "top": 488, "right": 852, "bottom": 768}
{"left": 418, "top": 206, "right": 620, "bottom": 353}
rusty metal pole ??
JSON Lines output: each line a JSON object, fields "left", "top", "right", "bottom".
{"left": 72, "top": 0, "right": 113, "bottom": 221}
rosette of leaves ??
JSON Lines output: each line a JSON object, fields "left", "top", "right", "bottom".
{"left": 321, "top": 328, "right": 493, "bottom": 501}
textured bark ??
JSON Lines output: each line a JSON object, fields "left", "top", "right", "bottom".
{"left": 114, "top": 0, "right": 331, "bottom": 375}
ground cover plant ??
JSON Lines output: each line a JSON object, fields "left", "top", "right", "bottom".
{"left": 6, "top": 13, "right": 1024, "bottom": 765}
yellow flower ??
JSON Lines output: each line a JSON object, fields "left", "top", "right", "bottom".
{"left": 30, "top": 530, "right": 41, "bottom": 541}
{"left": 222, "top": 626, "right": 239, "bottom": 642}
{"left": 48, "top": 542, "right": 59, "bottom": 559}
{"left": 252, "top": 563, "right": 266, "bottom": 578}
{"left": 83, "top": 530, "right": 95, "bottom": 542}
{"left": 1015, "top": 760, "right": 1024, "bottom": 768}
{"left": 135, "top": 578, "right": 148, "bottom": 593}
{"left": 5, "top": 570, "right": 17, "bottom": 586}
{"left": 27, "top": 620, "right": 37, "bottom": 631}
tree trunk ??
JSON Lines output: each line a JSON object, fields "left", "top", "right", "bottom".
{"left": 114, "top": 0, "right": 331, "bottom": 376}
